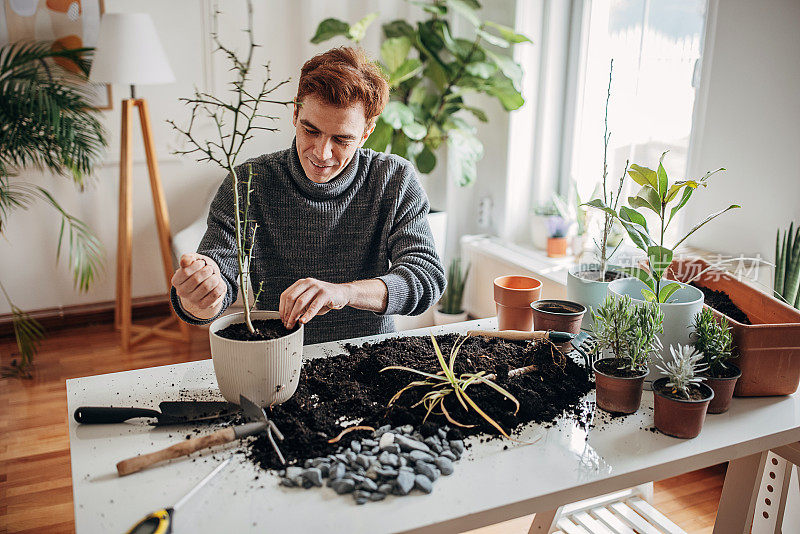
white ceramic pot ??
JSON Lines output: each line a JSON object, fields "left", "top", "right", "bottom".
{"left": 433, "top": 309, "right": 468, "bottom": 326}
{"left": 530, "top": 214, "right": 550, "bottom": 250}
{"left": 209, "top": 310, "right": 303, "bottom": 407}
{"left": 566, "top": 264, "right": 626, "bottom": 331}
{"left": 608, "top": 278, "right": 704, "bottom": 386}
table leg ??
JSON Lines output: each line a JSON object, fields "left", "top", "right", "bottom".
{"left": 527, "top": 509, "right": 559, "bottom": 533}
{"left": 713, "top": 451, "right": 768, "bottom": 534}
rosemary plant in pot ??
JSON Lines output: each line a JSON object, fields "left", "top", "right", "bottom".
{"left": 568, "top": 61, "right": 629, "bottom": 329}
{"left": 691, "top": 308, "right": 740, "bottom": 414}
{"left": 434, "top": 257, "right": 470, "bottom": 325}
{"left": 170, "top": 7, "right": 302, "bottom": 408}
{"left": 603, "top": 152, "right": 737, "bottom": 379}
{"left": 653, "top": 345, "right": 714, "bottom": 439}
{"left": 591, "top": 294, "right": 663, "bottom": 414}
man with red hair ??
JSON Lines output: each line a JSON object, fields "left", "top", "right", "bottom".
{"left": 171, "top": 47, "right": 446, "bottom": 344}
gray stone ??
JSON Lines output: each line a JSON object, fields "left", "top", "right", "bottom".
{"left": 362, "top": 439, "right": 378, "bottom": 447}
{"left": 374, "top": 424, "right": 391, "bottom": 437}
{"left": 302, "top": 479, "right": 313, "bottom": 489}
{"left": 303, "top": 458, "right": 314, "bottom": 468}
{"left": 370, "top": 491, "right": 386, "bottom": 501}
{"left": 319, "top": 463, "right": 330, "bottom": 477}
{"left": 395, "top": 434, "right": 432, "bottom": 453}
{"left": 450, "top": 440, "right": 465, "bottom": 456}
{"left": 414, "top": 474, "right": 433, "bottom": 493}
{"left": 409, "top": 450, "right": 436, "bottom": 463}
{"left": 330, "top": 462, "right": 346, "bottom": 481}
{"left": 356, "top": 454, "right": 371, "bottom": 469}
{"left": 335, "top": 453, "right": 347, "bottom": 462}
{"left": 414, "top": 461, "right": 437, "bottom": 480}
{"left": 383, "top": 443, "right": 400, "bottom": 455}
{"left": 399, "top": 456, "right": 408, "bottom": 467}
{"left": 437, "top": 428, "right": 448, "bottom": 440}
{"left": 399, "top": 424, "right": 414, "bottom": 434}
{"left": 280, "top": 477, "right": 296, "bottom": 487}
{"left": 350, "top": 440, "right": 362, "bottom": 453}
{"left": 365, "top": 465, "right": 380, "bottom": 481}
{"left": 376, "top": 467, "right": 398, "bottom": 478}
{"left": 378, "top": 483, "right": 393, "bottom": 494}
{"left": 435, "top": 456, "right": 454, "bottom": 475}
{"left": 301, "top": 468, "right": 323, "bottom": 487}
{"left": 331, "top": 478, "right": 356, "bottom": 494}
{"left": 354, "top": 490, "right": 371, "bottom": 504}
{"left": 378, "top": 432, "right": 395, "bottom": 450}
{"left": 345, "top": 450, "right": 357, "bottom": 464}
{"left": 343, "top": 472, "right": 365, "bottom": 483}
{"left": 396, "top": 470, "right": 415, "bottom": 495}
{"left": 358, "top": 478, "right": 378, "bottom": 491}
{"left": 379, "top": 451, "right": 399, "bottom": 467}
{"left": 440, "top": 450, "right": 457, "bottom": 461}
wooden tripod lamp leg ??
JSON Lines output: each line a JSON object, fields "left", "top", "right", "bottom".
{"left": 115, "top": 99, "right": 134, "bottom": 350}
{"left": 135, "top": 99, "right": 190, "bottom": 341}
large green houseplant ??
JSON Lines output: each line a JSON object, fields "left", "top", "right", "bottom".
{"left": 310, "top": 0, "right": 530, "bottom": 187}
{"left": 0, "top": 42, "right": 107, "bottom": 377}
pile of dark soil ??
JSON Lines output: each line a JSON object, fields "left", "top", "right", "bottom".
{"left": 215, "top": 318, "right": 297, "bottom": 341}
{"left": 575, "top": 269, "right": 627, "bottom": 283}
{"left": 690, "top": 283, "right": 751, "bottom": 324}
{"left": 249, "top": 334, "right": 593, "bottom": 469}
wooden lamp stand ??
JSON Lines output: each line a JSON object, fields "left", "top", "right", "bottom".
{"left": 114, "top": 97, "right": 190, "bottom": 350}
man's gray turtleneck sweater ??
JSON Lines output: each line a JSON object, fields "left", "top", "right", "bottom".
{"left": 171, "top": 140, "right": 446, "bottom": 345}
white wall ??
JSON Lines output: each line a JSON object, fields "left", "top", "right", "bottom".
{"left": 683, "top": 0, "right": 800, "bottom": 261}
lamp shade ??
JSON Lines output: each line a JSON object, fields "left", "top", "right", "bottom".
{"left": 89, "top": 13, "right": 174, "bottom": 85}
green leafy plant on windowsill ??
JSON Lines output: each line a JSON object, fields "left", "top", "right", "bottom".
{"left": 586, "top": 152, "right": 738, "bottom": 303}
{"left": 1, "top": 41, "right": 108, "bottom": 378}
{"left": 310, "top": 0, "right": 531, "bottom": 187}
{"left": 775, "top": 222, "right": 800, "bottom": 310}
{"left": 439, "top": 257, "right": 470, "bottom": 314}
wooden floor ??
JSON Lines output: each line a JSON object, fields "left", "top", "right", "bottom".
{"left": 1, "top": 318, "right": 725, "bottom": 533}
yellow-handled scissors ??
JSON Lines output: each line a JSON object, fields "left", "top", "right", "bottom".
{"left": 125, "top": 457, "right": 232, "bottom": 534}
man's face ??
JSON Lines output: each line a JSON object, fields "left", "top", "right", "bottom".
{"left": 293, "top": 95, "right": 374, "bottom": 183}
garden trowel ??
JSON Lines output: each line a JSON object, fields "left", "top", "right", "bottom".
{"left": 74, "top": 401, "right": 239, "bottom": 425}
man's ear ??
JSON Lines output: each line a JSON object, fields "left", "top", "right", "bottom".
{"left": 360, "top": 119, "right": 377, "bottom": 147}
{"left": 292, "top": 100, "right": 300, "bottom": 126}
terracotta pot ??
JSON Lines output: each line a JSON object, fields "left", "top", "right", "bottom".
{"left": 592, "top": 358, "right": 647, "bottom": 414}
{"left": 703, "top": 365, "right": 742, "bottom": 414}
{"left": 667, "top": 257, "right": 800, "bottom": 396}
{"left": 493, "top": 275, "right": 542, "bottom": 331}
{"left": 653, "top": 377, "right": 714, "bottom": 439}
{"left": 547, "top": 237, "right": 568, "bottom": 257}
{"left": 531, "top": 299, "right": 586, "bottom": 352}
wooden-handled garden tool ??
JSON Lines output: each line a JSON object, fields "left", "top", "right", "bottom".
{"left": 116, "top": 395, "right": 285, "bottom": 476}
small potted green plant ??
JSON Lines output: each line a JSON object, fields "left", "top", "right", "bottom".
{"left": 434, "top": 258, "right": 470, "bottom": 325}
{"left": 691, "top": 308, "right": 740, "bottom": 413}
{"left": 591, "top": 294, "right": 663, "bottom": 414}
{"left": 653, "top": 345, "right": 714, "bottom": 438}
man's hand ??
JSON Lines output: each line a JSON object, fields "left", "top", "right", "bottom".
{"left": 172, "top": 253, "right": 226, "bottom": 320}
{"left": 279, "top": 278, "right": 350, "bottom": 329}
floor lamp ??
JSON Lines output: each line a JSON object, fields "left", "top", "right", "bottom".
{"left": 90, "top": 13, "right": 189, "bottom": 350}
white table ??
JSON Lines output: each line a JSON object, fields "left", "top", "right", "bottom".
{"left": 66, "top": 319, "right": 800, "bottom": 533}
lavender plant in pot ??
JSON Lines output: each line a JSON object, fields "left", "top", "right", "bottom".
{"left": 653, "top": 345, "right": 714, "bottom": 438}
{"left": 591, "top": 294, "right": 663, "bottom": 414}
{"left": 170, "top": 4, "right": 303, "bottom": 408}
{"left": 434, "top": 257, "right": 470, "bottom": 325}
{"left": 546, "top": 215, "right": 570, "bottom": 258}
{"left": 691, "top": 308, "right": 740, "bottom": 414}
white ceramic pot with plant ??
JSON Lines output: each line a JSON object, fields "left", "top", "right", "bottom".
{"left": 435, "top": 258, "right": 470, "bottom": 326}
{"left": 210, "top": 310, "right": 303, "bottom": 407}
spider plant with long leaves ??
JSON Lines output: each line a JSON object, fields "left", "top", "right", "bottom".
{"left": 381, "top": 334, "right": 520, "bottom": 438}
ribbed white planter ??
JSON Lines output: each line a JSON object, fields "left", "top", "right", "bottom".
{"left": 209, "top": 310, "right": 303, "bottom": 407}
{"left": 433, "top": 309, "right": 468, "bottom": 326}
{"left": 608, "top": 278, "right": 704, "bottom": 386}
{"left": 566, "top": 264, "right": 625, "bottom": 331}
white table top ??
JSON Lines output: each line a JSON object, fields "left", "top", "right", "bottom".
{"left": 67, "top": 318, "right": 800, "bottom": 533}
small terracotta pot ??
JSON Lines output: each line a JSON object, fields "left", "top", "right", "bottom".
{"left": 493, "top": 275, "right": 542, "bottom": 331}
{"left": 547, "top": 237, "right": 568, "bottom": 257}
{"left": 653, "top": 378, "right": 714, "bottom": 439}
{"left": 703, "top": 365, "right": 742, "bottom": 414}
{"left": 531, "top": 299, "right": 586, "bottom": 352}
{"left": 593, "top": 358, "right": 647, "bottom": 414}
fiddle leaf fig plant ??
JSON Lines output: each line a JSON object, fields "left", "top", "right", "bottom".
{"left": 311, "top": 0, "right": 531, "bottom": 187}
{"left": 586, "top": 152, "right": 738, "bottom": 303}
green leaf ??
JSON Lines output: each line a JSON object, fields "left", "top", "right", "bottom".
{"left": 363, "top": 118, "right": 392, "bottom": 152}
{"left": 641, "top": 288, "right": 657, "bottom": 302}
{"left": 464, "top": 106, "right": 488, "bottom": 122}
{"left": 647, "top": 245, "right": 673, "bottom": 282}
{"left": 381, "top": 36, "right": 412, "bottom": 73}
{"left": 484, "top": 21, "right": 532, "bottom": 44}
{"left": 423, "top": 61, "right": 449, "bottom": 91}
{"left": 619, "top": 205, "right": 650, "bottom": 234}
{"left": 447, "top": 0, "right": 481, "bottom": 26}
{"left": 667, "top": 186, "right": 695, "bottom": 226}
{"left": 416, "top": 145, "right": 437, "bottom": 173}
{"left": 402, "top": 122, "right": 427, "bottom": 141}
{"left": 389, "top": 58, "right": 423, "bottom": 87}
{"left": 666, "top": 180, "right": 699, "bottom": 203}
{"left": 659, "top": 282, "right": 682, "bottom": 303}
{"left": 628, "top": 164, "right": 658, "bottom": 189}
{"left": 465, "top": 62, "right": 497, "bottom": 79}
{"left": 486, "top": 75, "right": 524, "bottom": 111}
{"left": 410, "top": 0, "right": 448, "bottom": 15}
{"left": 383, "top": 20, "right": 415, "bottom": 39}
{"left": 657, "top": 160, "right": 669, "bottom": 201}
{"left": 390, "top": 129, "right": 411, "bottom": 158}
{"left": 629, "top": 185, "right": 661, "bottom": 215}
{"left": 618, "top": 206, "right": 652, "bottom": 252}
{"left": 673, "top": 204, "right": 741, "bottom": 249}
{"left": 311, "top": 18, "right": 351, "bottom": 44}
{"left": 485, "top": 50, "right": 523, "bottom": 86}
{"left": 347, "top": 13, "right": 378, "bottom": 43}
{"left": 619, "top": 266, "right": 656, "bottom": 289}
{"left": 583, "top": 199, "right": 617, "bottom": 219}
{"left": 477, "top": 29, "right": 510, "bottom": 48}
{"left": 382, "top": 101, "right": 415, "bottom": 129}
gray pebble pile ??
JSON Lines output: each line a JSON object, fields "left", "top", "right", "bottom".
{"left": 278, "top": 424, "right": 464, "bottom": 504}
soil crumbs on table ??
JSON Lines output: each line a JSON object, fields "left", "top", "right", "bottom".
{"left": 215, "top": 318, "right": 297, "bottom": 341}
{"left": 248, "top": 334, "right": 593, "bottom": 469}
{"left": 690, "top": 282, "right": 751, "bottom": 324}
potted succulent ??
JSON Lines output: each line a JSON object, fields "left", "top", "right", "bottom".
{"left": 434, "top": 258, "right": 470, "bottom": 325}
{"left": 591, "top": 294, "right": 663, "bottom": 414}
{"left": 170, "top": 4, "right": 302, "bottom": 407}
{"left": 569, "top": 61, "right": 629, "bottom": 329}
{"left": 602, "top": 152, "right": 737, "bottom": 375}
{"left": 653, "top": 345, "right": 714, "bottom": 439}
{"left": 546, "top": 215, "right": 570, "bottom": 257}
{"left": 691, "top": 308, "right": 740, "bottom": 413}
